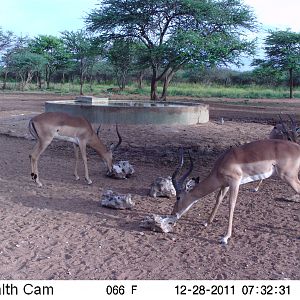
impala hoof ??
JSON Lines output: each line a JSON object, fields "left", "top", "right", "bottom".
{"left": 220, "top": 237, "right": 229, "bottom": 245}
{"left": 86, "top": 179, "right": 92, "bottom": 185}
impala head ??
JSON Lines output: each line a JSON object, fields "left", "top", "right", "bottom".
{"left": 97, "top": 124, "right": 122, "bottom": 175}
{"left": 171, "top": 148, "right": 197, "bottom": 218}
{"left": 270, "top": 114, "right": 299, "bottom": 143}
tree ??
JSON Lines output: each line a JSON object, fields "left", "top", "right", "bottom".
{"left": 1, "top": 35, "right": 31, "bottom": 89}
{"left": 61, "top": 30, "right": 102, "bottom": 95}
{"left": 106, "top": 39, "right": 138, "bottom": 90}
{"left": 0, "top": 27, "right": 14, "bottom": 52}
{"left": 29, "top": 35, "right": 69, "bottom": 89}
{"left": 6, "top": 50, "right": 47, "bottom": 90}
{"left": 252, "top": 30, "right": 300, "bottom": 98}
{"left": 86, "top": 0, "right": 257, "bottom": 100}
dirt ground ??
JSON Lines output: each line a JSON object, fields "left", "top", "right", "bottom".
{"left": 0, "top": 92, "right": 299, "bottom": 280}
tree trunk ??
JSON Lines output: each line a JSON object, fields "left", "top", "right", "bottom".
{"left": 150, "top": 65, "right": 159, "bottom": 100}
{"left": 80, "top": 59, "right": 84, "bottom": 95}
{"left": 289, "top": 68, "right": 293, "bottom": 99}
{"left": 61, "top": 72, "right": 65, "bottom": 84}
{"left": 137, "top": 71, "right": 144, "bottom": 89}
{"left": 46, "top": 65, "right": 50, "bottom": 89}
{"left": 2, "top": 71, "right": 8, "bottom": 90}
{"left": 160, "top": 70, "right": 175, "bottom": 101}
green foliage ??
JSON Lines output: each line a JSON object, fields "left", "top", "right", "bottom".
{"left": 0, "top": 27, "right": 14, "bottom": 51}
{"left": 28, "top": 35, "right": 70, "bottom": 88}
{"left": 6, "top": 50, "right": 47, "bottom": 90}
{"left": 252, "top": 30, "right": 300, "bottom": 98}
{"left": 86, "top": 0, "right": 257, "bottom": 100}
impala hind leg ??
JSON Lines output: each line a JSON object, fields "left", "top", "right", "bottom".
{"left": 204, "top": 186, "right": 229, "bottom": 227}
{"left": 73, "top": 143, "right": 80, "bottom": 181}
{"left": 29, "top": 139, "right": 52, "bottom": 187}
{"left": 78, "top": 142, "right": 92, "bottom": 184}
{"left": 221, "top": 184, "right": 240, "bottom": 245}
{"left": 276, "top": 167, "right": 300, "bottom": 193}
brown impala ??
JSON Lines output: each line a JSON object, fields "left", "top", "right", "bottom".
{"left": 28, "top": 112, "right": 122, "bottom": 187}
{"left": 171, "top": 140, "right": 300, "bottom": 244}
{"left": 254, "top": 114, "right": 300, "bottom": 192}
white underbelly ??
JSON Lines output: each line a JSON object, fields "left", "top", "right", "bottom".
{"left": 240, "top": 168, "right": 274, "bottom": 185}
{"left": 54, "top": 132, "right": 80, "bottom": 145}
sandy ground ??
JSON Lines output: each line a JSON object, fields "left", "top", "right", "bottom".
{"left": 0, "top": 92, "right": 299, "bottom": 280}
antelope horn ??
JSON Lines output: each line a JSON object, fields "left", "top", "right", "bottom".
{"left": 110, "top": 124, "right": 122, "bottom": 152}
{"left": 288, "top": 114, "right": 297, "bottom": 131}
{"left": 288, "top": 114, "right": 298, "bottom": 142}
{"left": 172, "top": 148, "right": 184, "bottom": 193}
{"left": 278, "top": 114, "right": 291, "bottom": 140}
{"left": 172, "top": 148, "right": 194, "bottom": 195}
{"left": 96, "top": 124, "right": 101, "bottom": 137}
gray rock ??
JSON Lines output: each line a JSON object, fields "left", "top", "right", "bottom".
{"left": 101, "top": 190, "right": 134, "bottom": 209}
{"left": 140, "top": 214, "right": 177, "bottom": 233}
{"left": 149, "top": 176, "right": 176, "bottom": 198}
{"left": 108, "top": 161, "right": 135, "bottom": 179}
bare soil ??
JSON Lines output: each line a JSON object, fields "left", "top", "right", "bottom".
{"left": 0, "top": 92, "right": 299, "bottom": 280}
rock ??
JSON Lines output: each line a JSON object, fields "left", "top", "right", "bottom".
{"left": 140, "top": 214, "right": 177, "bottom": 233}
{"left": 108, "top": 161, "right": 135, "bottom": 179}
{"left": 149, "top": 176, "right": 176, "bottom": 198}
{"left": 101, "top": 190, "right": 134, "bottom": 209}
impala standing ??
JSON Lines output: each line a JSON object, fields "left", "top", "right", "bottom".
{"left": 29, "top": 112, "right": 122, "bottom": 187}
{"left": 254, "top": 115, "right": 299, "bottom": 192}
{"left": 171, "top": 140, "right": 300, "bottom": 244}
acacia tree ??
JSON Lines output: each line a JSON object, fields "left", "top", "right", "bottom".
{"left": 62, "top": 30, "right": 102, "bottom": 95}
{"left": 86, "top": 0, "right": 257, "bottom": 100}
{"left": 253, "top": 30, "right": 300, "bottom": 98}
{"left": 106, "top": 39, "right": 140, "bottom": 90}
{"left": 29, "top": 35, "right": 69, "bottom": 89}
{"left": 6, "top": 50, "right": 47, "bottom": 90}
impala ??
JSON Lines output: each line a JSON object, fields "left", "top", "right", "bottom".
{"left": 28, "top": 112, "right": 122, "bottom": 186}
{"left": 171, "top": 139, "right": 300, "bottom": 244}
{"left": 254, "top": 115, "right": 299, "bottom": 192}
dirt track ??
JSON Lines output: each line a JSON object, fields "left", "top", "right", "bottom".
{"left": 0, "top": 92, "right": 299, "bottom": 280}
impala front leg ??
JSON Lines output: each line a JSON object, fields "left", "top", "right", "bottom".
{"left": 204, "top": 186, "right": 229, "bottom": 227}
{"left": 78, "top": 142, "right": 92, "bottom": 184}
{"left": 221, "top": 184, "right": 240, "bottom": 245}
{"left": 73, "top": 143, "right": 80, "bottom": 181}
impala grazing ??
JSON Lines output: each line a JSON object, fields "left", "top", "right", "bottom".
{"left": 171, "top": 139, "right": 300, "bottom": 244}
{"left": 29, "top": 112, "right": 122, "bottom": 187}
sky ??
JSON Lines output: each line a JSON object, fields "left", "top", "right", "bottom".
{"left": 0, "top": 0, "right": 299, "bottom": 70}
{"left": 0, "top": 0, "right": 299, "bottom": 38}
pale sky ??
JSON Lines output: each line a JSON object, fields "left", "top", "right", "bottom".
{"left": 0, "top": 0, "right": 299, "bottom": 38}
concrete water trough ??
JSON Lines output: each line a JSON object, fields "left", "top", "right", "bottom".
{"left": 45, "top": 96, "right": 209, "bottom": 125}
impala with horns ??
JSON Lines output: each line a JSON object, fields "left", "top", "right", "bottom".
{"left": 171, "top": 140, "right": 300, "bottom": 244}
{"left": 29, "top": 112, "right": 122, "bottom": 187}
{"left": 269, "top": 114, "right": 300, "bottom": 142}
{"left": 253, "top": 114, "right": 300, "bottom": 192}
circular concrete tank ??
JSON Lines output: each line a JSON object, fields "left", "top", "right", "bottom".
{"left": 45, "top": 97, "right": 209, "bottom": 125}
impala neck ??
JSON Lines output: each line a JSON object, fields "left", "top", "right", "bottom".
{"left": 89, "top": 134, "right": 113, "bottom": 171}
{"left": 172, "top": 175, "right": 221, "bottom": 219}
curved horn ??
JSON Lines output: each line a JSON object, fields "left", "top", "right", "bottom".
{"left": 288, "top": 114, "right": 298, "bottom": 142}
{"left": 172, "top": 148, "right": 194, "bottom": 194}
{"left": 278, "top": 114, "right": 290, "bottom": 140}
{"left": 172, "top": 147, "right": 184, "bottom": 193}
{"left": 96, "top": 124, "right": 101, "bottom": 137}
{"left": 110, "top": 124, "right": 122, "bottom": 152}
